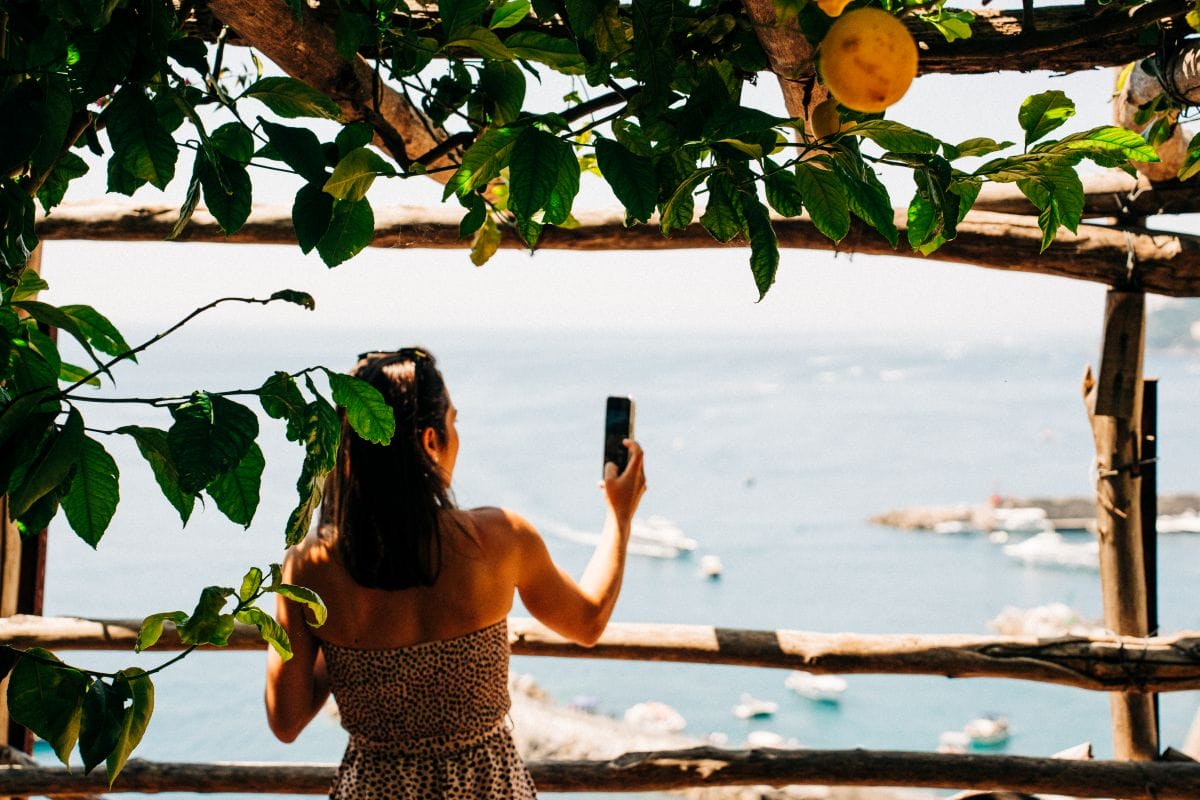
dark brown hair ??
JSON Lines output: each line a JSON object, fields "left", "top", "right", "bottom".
{"left": 320, "top": 348, "right": 454, "bottom": 589}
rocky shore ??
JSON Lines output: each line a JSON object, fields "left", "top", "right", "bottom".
{"left": 508, "top": 673, "right": 935, "bottom": 800}
{"left": 870, "top": 493, "right": 1200, "bottom": 532}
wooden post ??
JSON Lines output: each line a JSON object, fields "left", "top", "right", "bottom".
{"left": 1, "top": 244, "right": 48, "bottom": 758}
{"left": 1141, "top": 378, "right": 1160, "bottom": 745}
{"left": 1082, "top": 289, "right": 1157, "bottom": 761}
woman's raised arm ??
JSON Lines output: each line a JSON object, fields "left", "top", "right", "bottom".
{"left": 513, "top": 441, "right": 646, "bottom": 646}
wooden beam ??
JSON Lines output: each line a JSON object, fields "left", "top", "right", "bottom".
{"left": 4, "top": 749, "right": 1200, "bottom": 796}
{"left": 11, "top": 615, "right": 1200, "bottom": 693}
{"left": 1084, "top": 292, "right": 1156, "bottom": 762}
{"left": 33, "top": 200, "right": 1200, "bottom": 297}
{"left": 972, "top": 173, "right": 1200, "bottom": 220}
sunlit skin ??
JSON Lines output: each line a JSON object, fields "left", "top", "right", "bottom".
{"left": 264, "top": 396, "right": 647, "bottom": 743}
{"left": 818, "top": 8, "right": 918, "bottom": 114}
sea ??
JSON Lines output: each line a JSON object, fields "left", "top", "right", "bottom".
{"left": 34, "top": 320, "right": 1200, "bottom": 800}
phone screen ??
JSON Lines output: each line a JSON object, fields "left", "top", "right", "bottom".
{"left": 603, "top": 396, "right": 634, "bottom": 475}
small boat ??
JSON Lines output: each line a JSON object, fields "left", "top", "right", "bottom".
{"left": 745, "top": 730, "right": 790, "bottom": 748}
{"left": 732, "top": 693, "right": 778, "bottom": 719}
{"left": 990, "top": 506, "right": 1050, "bottom": 532}
{"left": 699, "top": 554, "right": 723, "bottom": 579}
{"left": 931, "top": 520, "right": 974, "bottom": 534}
{"left": 1002, "top": 530, "right": 1098, "bottom": 569}
{"left": 631, "top": 516, "right": 698, "bottom": 556}
{"left": 937, "top": 730, "right": 970, "bottom": 754}
{"left": 784, "top": 670, "right": 847, "bottom": 703}
{"left": 1157, "top": 510, "right": 1200, "bottom": 533}
{"left": 623, "top": 701, "right": 686, "bottom": 734}
{"left": 964, "top": 715, "right": 1011, "bottom": 747}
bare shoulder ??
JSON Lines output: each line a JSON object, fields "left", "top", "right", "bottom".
{"left": 462, "top": 506, "right": 541, "bottom": 554}
{"left": 283, "top": 530, "right": 338, "bottom": 583}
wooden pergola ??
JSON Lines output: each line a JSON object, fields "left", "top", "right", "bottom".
{"left": 5, "top": 0, "right": 1200, "bottom": 796}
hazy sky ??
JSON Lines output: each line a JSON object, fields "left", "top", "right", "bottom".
{"left": 37, "top": 50, "right": 1167, "bottom": 344}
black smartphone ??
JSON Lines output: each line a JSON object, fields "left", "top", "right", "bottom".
{"left": 603, "top": 396, "right": 635, "bottom": 476}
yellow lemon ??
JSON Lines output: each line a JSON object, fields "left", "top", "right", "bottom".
{"left": 815, "top": 0, "right": 854, "bottom": 17}
{"left": 818, "top": 7, "right": 918, "bottom": 114}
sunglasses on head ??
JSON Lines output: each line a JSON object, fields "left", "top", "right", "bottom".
{"left": 357, "top": 348, "right": 429, "bottom": 362}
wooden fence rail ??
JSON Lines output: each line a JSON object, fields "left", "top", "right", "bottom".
{"left": 3, "top": 747, "right": 1200, "bottom": 797}
{"left": 7, "top": 615, "right": 1200, "bottom": 693}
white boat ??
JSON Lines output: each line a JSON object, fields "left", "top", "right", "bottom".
{"left": 699, "top": 554, "right": 723, "bottom": 579}
{"left": 623, "top": 701, "right": 686, "bottom": 734}
{"left": 546, "top": 515, "right": 697, "bottom": 558}
{"left": 988, "top": 603, "right": 1105, "bottom": 638}
{"left": 745, "top": 730, "right": 799, "bottom": 748}
{"left": 1157, "top": 510, "right": 1200, "bottom": 533}
{"left": 990, "top": 506, "right": 1050, "bottom": 532}
{"left": 1002, "top": 530, "right": 1098, "bottom": 569}
{"left": 931, "top": 520, "right": 974, "bottom": 534}
{"left": 964, "top": 715, "right": 1010, "bottom": 747}
{"left": 732, "top": 693, "right": 778, "bottom": 719}
{"left": 784, "top": 670, "right": 847, "bottom": 703}
{"left": 937, "top": 730, "right": 970, "bottom": 754}
{"left": 631, "top": 516, "right": 698, "bottom": 556}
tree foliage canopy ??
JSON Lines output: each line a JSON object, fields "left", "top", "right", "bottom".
{"left": 0, "top": 0, "right": 1191, "bottom": 783}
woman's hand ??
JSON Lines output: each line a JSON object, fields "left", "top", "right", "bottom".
{"left": 603, "top": 439, "right": 646, "bottom": 527}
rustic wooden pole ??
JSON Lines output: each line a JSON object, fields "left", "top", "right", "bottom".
{"left": 4, "top": 749, "right": 1200, "bottom": 797}
{"left": 1083, "top": 289, "right": 1157, "bottom": 761}
{"left": 10, "top": 615, "right": 1200, "bottom": 692}
{"left": 1141, "top": 378, "right": 1161, "bottom": 742}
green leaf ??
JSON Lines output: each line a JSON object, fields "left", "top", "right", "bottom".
{"left": 632, "top": 0, "right": 674, "bottom": 111}
{"left": 491, "top": 0, "right": 531, "bottom": 28}
{"left": 275, "top": 583, "right": 329, "bottom": 626}
{"left": 7, "top": 648, "right": 89, "bottom": 765}
{"left": 1018, "top": 90, "right": 1075, "bottom": 149}
{"left": 445, "top": 126, "right": 520, "bottom": 199}
{"left": 476, "top": 61, "right": 526, "bottom": 126}
{"left": 299, "top": 386, "right": 341, "bottom": 474}
{"left": 323, "top": 147, "right": 395, "bottom": 202}
{"left": 211, "top": 122, "right": 255, "bottom": 165}
{"left": 242, "top": 77, "right": 341, "bottom": 120}
{"left": 595, "top": 138, "right": 656, "bottom": 223}
{"left": 834, "top": 159, "right": 898, "bottom": 248}
{"left": 58, "top": 305, "right": 132, "bottom": 360}
{"left": 1049, "top": 126, "right": 1159, "bottom": 163}
{"left": 906, "top": 194, "right": 938, "bottom": 250}
{"left": 292, "top": 183, "right": 335, "bottom": 255}
{"left": 699, "top": 173, "right": 741, "bottom": 243}
{"left": 105, "top": 86, "right": 177, "bottom": 190}
{"left": 37, "top": 151, "right": 90, "bottom": 214}
{"left": 59, "top": 361, "right": 100, "bottom": 387}
{"left": 0, "top": 80, "right": 47, "bottom": 176}
{"left": 702, "top": 106, "right": 787, "bottom": 144}
{"left": 106, "top": 668, "right": 153, "bottom": 785}
{"left": 334, "top": 10, "right": 371, "bottom": 59}
{"left": 79, "top": 680, "right": 125, "bottom": 774}
{"left": 458, "top": 193, "right": 487, "bottom": 239}
{"left": 504, "top": 31, "right": 586, "bottom": 72}
{"left": 61, "top": 435, "right": 120, "bottom": 549}
{"left": 470, "top": 215, "right": 501, "bottom": 265}
{"left": 167, "top": 392, "right": 260, "bottom": 494}
{"left": 260, "top": 120, "right": 329, "bottom": 184}
{"left": 259, "top": 372, "right": 307, "bottom": 424}
{"left": 178, "top": 585, "right": 236, "bottom": 646}
{"left": 945, "top": 137, "right": 1012, "bottom": 160}
{"left": 659, "top": 167, "right": 713, "bottom": 235}
{"left": 733, "top": 188, "right": 779, "bottom": 300}
{"left": 136, "top": 611, "right": 187, "bottom": 652}
{"left": 441, "top": 0, "right": 489, "bottom": 38}
{"left": 206, "top": 442, "right": 264, "bottom": 528}
{"left": 335, "top": 122, "right": 374, "bottom": 159}
{"left": 326, "top": 371, "right": 395, "bottom": 444}
{"left": 197, "top": 152, "right": 252, "bottom": 236}
{"left": 168, "top": 163, "right": 202, "bottom": 241}
{"left": 9, "top": 406, "right": 84, "bottom": 518}
{"left": 316, "top": 198, "right": 375, "bottom": 267}
{"left": 239, "top": 567, "right": 265, "bottom": 603}
{"left": 446, "top": 26, "right": 515, "bottom": 59}
{"left": 285, "top": 478, "right": 323, "bottom": 546}
{"left": 763, "top": 167, "right": 804, "bottom": 218}
{"left": 13, "top": 269, "right": 49, "bottom": 301}
{"left": 849, "top": 120, "right": 942, "bottom": 155}
{"left": 117, "top": 426, "right": 193, "bottom": 525}
{"left": 508, "top": 128, "right": 579, "bottom": 226}
{"left": 795, "top": 162, "right": 850, "bottom": 243}
{"left": 13, "top": 300, "right": 105, "bottom": 372}
{"left": 237, "top": 606, "right": 292, "bottom": 660}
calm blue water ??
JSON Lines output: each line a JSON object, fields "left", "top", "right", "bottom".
{"left": 38, "top": 325, "right": 1200, "bottom": 798}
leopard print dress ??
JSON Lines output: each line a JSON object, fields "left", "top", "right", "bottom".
{"left": 322, "top": 619, "right": 538, "bottom": 799}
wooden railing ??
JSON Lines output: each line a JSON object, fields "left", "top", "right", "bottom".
{"left": 4, "top": 615, "right": 1200, "bottom": 797}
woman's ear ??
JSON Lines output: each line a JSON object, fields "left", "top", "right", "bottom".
{"left": 421, "top": 426, "right": 441, "bottom": 463}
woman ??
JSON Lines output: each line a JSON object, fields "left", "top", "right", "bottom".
{"left": 265, "top": 348, "right": 646, "bottom": 799}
